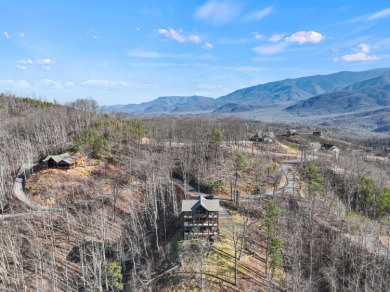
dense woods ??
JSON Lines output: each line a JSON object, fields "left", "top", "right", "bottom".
{"left": 0, "top": 94, "right": 389, "bottom": 291}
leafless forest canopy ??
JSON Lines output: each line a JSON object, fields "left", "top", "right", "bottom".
{"left": 0, "top": 94, "right": 389, "bottom": 291}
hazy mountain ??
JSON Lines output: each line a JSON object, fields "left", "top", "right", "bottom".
{"left": 315, "top": 106, "right": 390, "bottom": 133}
{"left": 285, "top": 75, "right": 390, "bottom": 116}
{"left": 103, "top": 95, "right": 217, "bottom": 114}
{"left": 212, "top": 103, "right": 265, "bottom": 114}
{"left": 102, "top": 68, "right": 390, "bottom": 115}
{"left": 216, "top": 68, "right": 390, "bottom": 106}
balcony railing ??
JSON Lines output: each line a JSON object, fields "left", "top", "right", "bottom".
{"left": 184, "top": 222, "right": 218, "bottom": 226}
{"left": 184, "top": 231, "right": 219, "bottom": 236}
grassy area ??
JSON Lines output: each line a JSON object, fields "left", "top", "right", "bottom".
{"left": 282, "top": 141, "right": 300, "bottom": 151}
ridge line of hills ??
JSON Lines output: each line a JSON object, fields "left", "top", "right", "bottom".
{"left": 103, "top": 68, "right": 390, "bottom": 133}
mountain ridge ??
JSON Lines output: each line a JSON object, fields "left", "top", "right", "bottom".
{"left": 102, "top": 68, "right": 390, "bottom": 119}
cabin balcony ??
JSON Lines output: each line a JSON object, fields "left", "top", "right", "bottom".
{"left": 184, "top": 222, "right": 218, "bottom": 227}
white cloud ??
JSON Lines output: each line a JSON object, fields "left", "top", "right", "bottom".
{"left": 158, "top": 28, "right": 186, "bottom": 42}
{"left": 203, "top": 42, "right": 214, "bottom": 49}
{"left": 18, "top": 59, "right": 34, "bottom": 65}
{"left": 188, "top": 35, "right": 202, "bottom": 44}
{"left": 64, "top": 82, "right": 75, "bottom": 88}
{"left": 158, "top": 28, "right": 202, "bottom": 44}
{"left": 36, "top": 58, "right": 55, "bottom": 65}
{"left": 3, "top": 32, "right": 10, "bottom": 40}
{"left": 285, "top": 31, "right": 324, "bottom": 44}
{"left": 358, "top": 43, "right": 370, "bottom": 53}
{"left": 243, "top": 6, "right": 273, "bottom": 21}
{"left": 252, "top": 42, "right": 286, "bottom": 55}
{"left": 39, "top": 79, "right": 63, "bottom": 89}
{"left": 81, "top": 80, "right": 130, "bottom": 89}
{"left": 253, "top": 32, "right": 264, "bottom": 40}
{"left": 194, "top": 0, "right": 240, "bottom": 25}
{"left": 17, "top": 59, "right": 55, "bottom": 70}
{"left": 0, "top": 79, "right": 29, "bottom": 88}
{"left": 367, "top": 7, "right": 390, "bottom": 21}
{"left": 19, "top": 32, "right": 25, "bottom": 38}
{"left": 268, "top": 34, "right": 284, "bottom": 42}
{"left": 341, "top": 43, "right": 379, "bottom": 61}
{"left": 342, "top": 53, "right": 378, "bottom": 61}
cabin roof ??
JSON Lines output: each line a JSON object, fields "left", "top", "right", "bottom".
{"left": 181, "top": 196, "right": 220, "bottom": 212}
{"left": 43, "top": 153, "right": 77, "bottom": 165}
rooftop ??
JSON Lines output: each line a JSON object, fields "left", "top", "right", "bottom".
{"left": 182, "top": 195, "right": 220, "bottom": 212}
{"left": 42, "top": 153, "right": 77, "bottom": 165}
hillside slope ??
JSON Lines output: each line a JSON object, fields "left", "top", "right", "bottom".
{"left": 103, "top": 95, "right": 218, "bottom": 114}
{"left": 285, "top": 75, "right": 390, "bottom": 116}
{"left": 216, "top": 68, "right": 390, "bottom": 106}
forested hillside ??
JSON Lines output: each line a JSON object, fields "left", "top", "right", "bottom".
{"left": 0, "top": 94, "right": 389, "bottom": 291}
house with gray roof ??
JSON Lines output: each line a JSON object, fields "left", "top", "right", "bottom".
{"left": 42, "top": 153, "right": 77, "bottom": 169}
{"left": 182, "top": 196, "right": 219, "bottom": 240}
{"left": 250, "top": 131, "right": 275, "bottom": 143}
{"left": 309, "top": 142, "right": 322, "bottom": 152}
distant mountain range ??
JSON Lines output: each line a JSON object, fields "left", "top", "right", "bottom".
{"left": 285, "top": 75, "right": 390, "bottom": 116}
{"left": 104, "top": 95, "right": 218, "bottom": 114}
{"left": 103, "top": 68, "right": 390, "bottom": 132}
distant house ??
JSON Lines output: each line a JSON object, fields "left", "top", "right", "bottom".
{"left": 42, "top": 153, "right": 77, "bottom": 169}
{"left": 365, "top": 147, "right": 374, "bottom": 152}
{"left": 309, "top": 142, "right": 322, "bottom": 152}
{"left": 250, "top": 131, "right": 275, "bottom": 143}
{"left": 320, "top": 144, "right": 340, "bottom": 159}
{"left": 313, "top": 131, "right": 323, "bottom": 137}
{"left": 287, "top": 129, "right": 298, "bottom": 136}
{"left": 182, "top": 196, "right": 219, "bottom": 240}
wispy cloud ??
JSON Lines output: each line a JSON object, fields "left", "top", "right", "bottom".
{"left": 347, "top": 7, "right": 390, "bottom": 23}
{"left": 0, "top": 79, "right": 29, "bottom": 88}
{"left": 19, "top": 32, "right": 25, "bottom": 38}
{"left": 38, "top": 79, "right": 63, "bottom": 89}
{"left": 203, "top": 42, "right": 214, "bottom": 49}
{"left": 243, "top": 6, "right": 273, "bottom": 21}
{"left": 16, "top": 59, "right": 56, "bottom": 71}
{"left": 340, "top": 43, "right": 379, "bottom": 61}
{"left": 285, "top": 31, "right": 324, "bottom": 44}
{"left": 18, "top": 59, "right": 34, "bottom": 65}
{"left": 268, "top": 34, "right": 284, "bottom": 42}
{"left": 127, "top": 49, "right": 193, "bottom": 59}
{"left": 64, "top": 82, "right": 75, "bottom": 88}
{"left": 36, "top": 58, "right": 56, "bottom": 65}
{"left": 253, "top": 32, "right": 264, "bottom": 40}
{"left": 81, "top": 79, "right": 130, "bottom": 89}
{"left": 194, "top": 0, "right": 241, "bottom": 25}
{"left": 158, "top": 28, "right": 202, "bottom": 44}
{"left": 252, "top": 42, "right": 286, "bottom": 55}
{"left": 128, "top": 49, "right": 162, "bottom": 58}
{"left": 86, "top": 29, "right": 98, "bottom": 39}
{"left": 16, "top": 65, "right": 27, "bottom": 70}
{"left": 3, "top": 32, "right": 10, "bottom": 40}
{"left": 367, "top": 7, "right": 390, "bottom": 21}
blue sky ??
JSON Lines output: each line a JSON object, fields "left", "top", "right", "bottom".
{"left": 1, "top": 1, "right": 390, "bottom": 105}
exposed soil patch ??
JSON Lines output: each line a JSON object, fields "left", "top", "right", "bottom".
{"left": 25, "top": 162, "right": 128, "bottom": 205}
